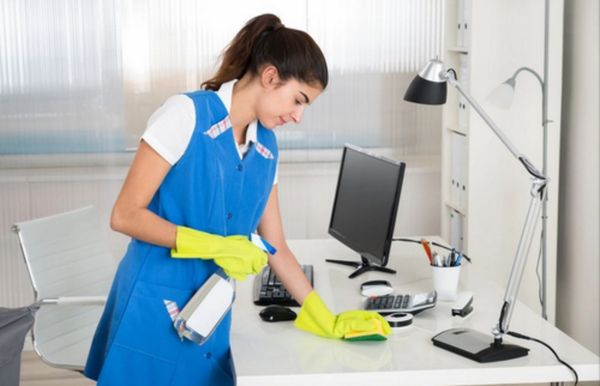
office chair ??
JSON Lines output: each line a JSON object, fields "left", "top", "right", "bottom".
{"left": 12, "top": 206, "right": 117, "bottom": 371}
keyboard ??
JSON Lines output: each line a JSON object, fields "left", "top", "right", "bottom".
{"left": 364, "top": 291, "right": 437, "bottom": 315}
{"left": 253, "top": 264, "right": 314, "bottom": 307}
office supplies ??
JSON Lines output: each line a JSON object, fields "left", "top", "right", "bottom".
{"left": 326, "top": 144, "right": 406, "bottom": 278}
{"left": 405, "top": 58, "right": 548, "bottom": 362}
{"left": 385, "top": 312, "right": 413, "bottom": 328}
{"left": 173, "top": 271, "right": 234, "bottom": 345}
{"left": 432, "top": 265, "right": 461, "bottom": 301}
{"left": 394, "top": 237, "right": 473, "bottom": 263}
{"left": 452, "top": 292, "right": 474, "bottom": 317}
{"left": 259, "top": 305, "right": 297, "bottom": 322}
{"left": 360, "top": 280, "right": 393, "bottom": 297}
{"left": 253, "top": 264, "right": 314, "bottom": 306}
{"left": 420, "top": 239, "right": 433, "bottom": 264}
{"left": 364, "top": 291, "right": 437, "bottom": 315}
{"left": 455, "top": 252, "right": 463, "bottom": 266}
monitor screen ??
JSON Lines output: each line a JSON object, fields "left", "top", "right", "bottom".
{"left": 328, "top": 145, "right": 406, "bottom": 267}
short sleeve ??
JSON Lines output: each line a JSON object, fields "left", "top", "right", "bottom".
{"left": 141, "top": 94, "right": 196, "bottom": 165}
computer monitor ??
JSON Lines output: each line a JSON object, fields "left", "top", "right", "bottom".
{"left": 327, "top": 144, "right": 406, "bottom": 278}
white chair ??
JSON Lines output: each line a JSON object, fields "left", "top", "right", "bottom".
{"left": 12, "top": 206, "right": 117, "bottom": 371}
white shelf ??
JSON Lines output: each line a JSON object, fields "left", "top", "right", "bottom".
{"left": 447, "top": 47, "right": 469, "bottom": 54}
{"left": 444, "top": 200, "right": 467, "bottom": 216}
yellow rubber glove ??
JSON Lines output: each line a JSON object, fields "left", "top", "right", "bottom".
{"left": 171, "top": 226, "right": 268, "bottom": 281}
{"left": 294, "top": 291, "right": 392, "bottom": 341}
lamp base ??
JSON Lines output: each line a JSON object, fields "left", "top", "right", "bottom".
{"left": 432, "top": 328, "right": 529, "bottom": 363}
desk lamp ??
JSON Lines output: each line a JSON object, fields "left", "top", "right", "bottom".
{"left": 404, "top": 59, "right": 548, "bottom": 362}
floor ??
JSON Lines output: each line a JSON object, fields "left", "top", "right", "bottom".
{"left": 19, "top": 351, "right": 95, "bottom": 386}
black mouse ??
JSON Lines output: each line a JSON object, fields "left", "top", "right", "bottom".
{"left": 259, "top": 305, "right": 297, "bottom": 322}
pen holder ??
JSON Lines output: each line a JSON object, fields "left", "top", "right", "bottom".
{"left": 432, "top": 265, "right": 461, "bottom": 301}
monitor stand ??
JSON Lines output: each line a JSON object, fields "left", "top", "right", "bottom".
{"left": 325, "top": 255, "right": 396, "bottom": 279}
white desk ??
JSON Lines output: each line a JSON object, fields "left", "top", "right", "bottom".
{"left": 231, "top": 238, "right": 599, "bottom": 385}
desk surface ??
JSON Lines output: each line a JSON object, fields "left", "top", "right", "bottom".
{"left": 231, "top": 238, "right": 599, "bottom": 385}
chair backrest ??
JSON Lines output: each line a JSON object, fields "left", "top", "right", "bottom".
{"left": 13, "top": 206, "right": 117, "bottom": 370}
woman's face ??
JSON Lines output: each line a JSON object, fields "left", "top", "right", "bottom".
{"left": 256, "top": 67, "right": 323, "bottom": 129}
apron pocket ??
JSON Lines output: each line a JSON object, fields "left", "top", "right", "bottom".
{"left": 113, "top": 287, "right": 191, "bottom": 358}
{"left": 97, "top": 343, "right": 176, "bottom": 386}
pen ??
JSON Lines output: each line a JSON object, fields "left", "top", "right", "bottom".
{"left": 432, "top": 251, "right": 442, "bottom": 267}
{"left": 455, "top": 252, "right": 463, "bottom": 266}
{"left": 421, "top": 239, "right": 433, "bottom": 264}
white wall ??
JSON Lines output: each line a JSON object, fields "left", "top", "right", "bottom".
{"left": 556, "top": 0, "right": 600, "bottom": 356}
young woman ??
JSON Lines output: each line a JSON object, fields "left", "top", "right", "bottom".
{"left": 84, "top": 13, "right": 390, "bottom": 386}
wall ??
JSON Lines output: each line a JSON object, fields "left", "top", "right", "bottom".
{"left": 556, "top": 0, "right": 600, "bottom": 356}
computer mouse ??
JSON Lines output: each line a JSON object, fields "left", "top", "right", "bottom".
{"left": 259, "top": 305, "right": 297, "bottom": 322}
{"left": 360, "top": 280, "right": 394, "bottom": 297}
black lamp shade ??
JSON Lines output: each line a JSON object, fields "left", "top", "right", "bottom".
{"left": 404, "top": 75, "right": 447, "bottom": 105}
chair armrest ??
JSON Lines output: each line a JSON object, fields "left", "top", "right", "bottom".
{"left": 36, "top": 296, "right": 107, "bottom": 306}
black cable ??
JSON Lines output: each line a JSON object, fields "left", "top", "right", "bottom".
{"left": 393, "top": 237, "right": 472, "bottom": 263}
{"left": 507, "top": 331, "right": 579, "bottom": 385}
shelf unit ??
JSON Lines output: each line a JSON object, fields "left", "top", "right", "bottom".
{"left": 438, "top": 0, "right": 563, "bottom": 322}
{"left": 441, "top": 0, "right": 471, "bottom": 253}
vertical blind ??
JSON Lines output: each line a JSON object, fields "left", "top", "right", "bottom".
{"left": 0, "top": 0, "right": 443, "bottom": 156}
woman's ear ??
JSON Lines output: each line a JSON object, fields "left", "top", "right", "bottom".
{"left": 260, "top": 65, "right": 281, "bottom": 89}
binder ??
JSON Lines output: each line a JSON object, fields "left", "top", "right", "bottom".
{"left": 456, "top": 0, "right": 464, "bottom": 48}
{"left": 458, "top": 55, "right": 470, "bottom": 132}
{"left": 450, "top": 131, "right": 467, "bottom": 211}
{"left": 449, "top": 209, "right": 464, "bottom": 252}
{"left": 463, "top": 0, "right": 472, "bottom": 50}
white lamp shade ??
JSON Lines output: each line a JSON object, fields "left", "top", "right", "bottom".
{"left": 486, "top": 81, "right": 515, "bottom": 109}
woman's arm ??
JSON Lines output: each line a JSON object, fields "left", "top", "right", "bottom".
{"left": 257, "top": 185, "right": 313, "bottom": 305}
{"left": 110, "top": 140, "right": 178, "bottom": 248}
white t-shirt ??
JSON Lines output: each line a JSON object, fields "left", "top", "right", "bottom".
{"left": 141, "top": 80, "right": 278, "bottom": 184}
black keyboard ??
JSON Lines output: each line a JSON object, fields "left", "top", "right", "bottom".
{"left": 253, "top": 264, "right": 314, "bottom": 307}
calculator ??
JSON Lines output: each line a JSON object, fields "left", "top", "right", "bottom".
{"left": 364, "top": 291, "right": 437, "bottom": 315}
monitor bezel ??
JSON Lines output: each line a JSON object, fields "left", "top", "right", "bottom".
{"left": 327, "top": 144, "right": 406, "bottom": 268}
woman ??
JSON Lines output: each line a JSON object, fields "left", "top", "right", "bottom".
{"left": 84, "top": 13, "right": 390, "bottom": 386}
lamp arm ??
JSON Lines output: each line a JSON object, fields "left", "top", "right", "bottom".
{"left": 512, "top": 67, "right": 544, "bottom": 91}
{"left": 493, "top": 181, "right": 547, "bottom": 341}
{"left": 444, "top": 71, "right": 547, "bottom": 181}
{"left": 511, "top": 67, "right": 549, "bottom": 128}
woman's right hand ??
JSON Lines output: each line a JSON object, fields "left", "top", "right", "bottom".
{"left": 171, "top": 226, "right": 268, "bottom": 280}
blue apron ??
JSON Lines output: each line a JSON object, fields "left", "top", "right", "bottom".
{"left": 84, "top": 90, "right": 278, "bottom": 386}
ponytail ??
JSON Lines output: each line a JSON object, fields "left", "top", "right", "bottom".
{"left": 202, "top": 14, "right": 328, "bottom": 91}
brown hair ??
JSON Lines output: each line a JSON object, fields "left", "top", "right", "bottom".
{"left": 202, "top": 14, "right": 328, "bottom": 91}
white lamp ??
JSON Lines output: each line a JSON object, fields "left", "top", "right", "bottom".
{"left": 486, "top": 77, "right": 516, "bottom": 109}
{"left": 404, "top": 58, "right": 548, "bottom": 363}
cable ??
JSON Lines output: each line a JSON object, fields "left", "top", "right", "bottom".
{"left": 393, "top": 237, "right": 472, "bottom": 263}
{"left": 507, "top": 331, "right": 579, "bottom": 385}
